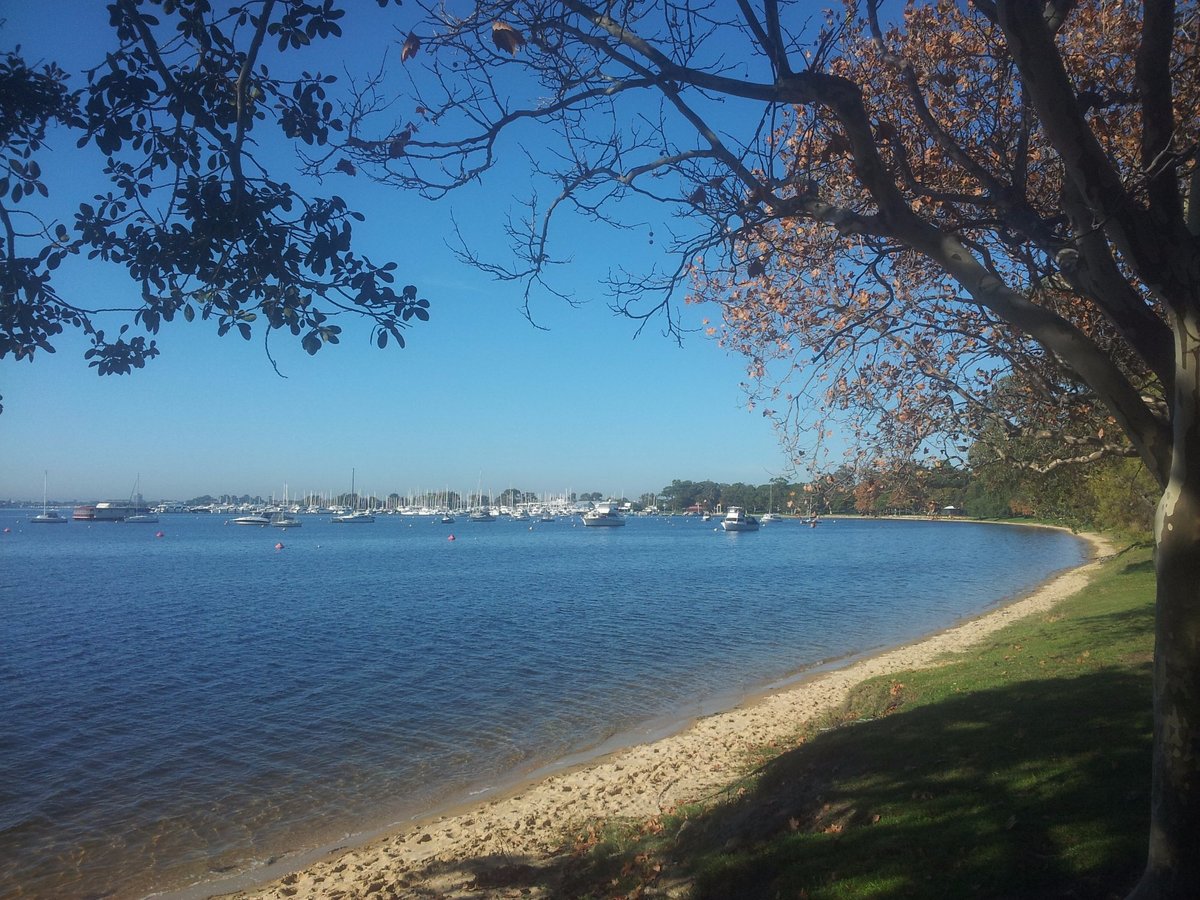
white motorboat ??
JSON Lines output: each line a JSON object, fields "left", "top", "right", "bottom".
{"left": 332, "top": 510, "right": 374, "bottom": 523}
{"left": 232, "top": 514, "right": 271, "bottom": 526}
{"left": 582, "top": 502, "right": 625, "bottom": 527}
{"left": 721, "top": 507, "right": 759, "bottom": 532}
{"left": 123, "top": 513, "right": 160, "bottom": 524}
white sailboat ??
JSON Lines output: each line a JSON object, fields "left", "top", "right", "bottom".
{"left": 122, "top": 475, "right": 159, "bottom": 523}
{"left": 31, "top": 471, "right": 67, "bottom": 524}
{"left": 332, "top": 468, "right": 374, "bottom": 523}
{"left": 271, "top": 484, "right": 302, "bottom": 528}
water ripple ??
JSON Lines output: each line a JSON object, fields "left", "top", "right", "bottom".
{"left": 0, "top": 514, "right": 1083, "bottom": 898}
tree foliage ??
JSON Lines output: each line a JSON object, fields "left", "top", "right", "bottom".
{"left": 331, "top": 2, "right": 1198, "bottom": 894}
{"left": 1, "top": 0, "right": 427, "bottom": 410}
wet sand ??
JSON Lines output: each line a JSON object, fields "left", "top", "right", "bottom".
{"left": 214, "top": 529, "right": 1114, "bottom": 900}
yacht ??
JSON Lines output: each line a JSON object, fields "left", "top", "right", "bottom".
{"left": 270, "top": 511, "right": 302, "bottom": 528}
{"left": 721, "top": 507, "right": 760, "bottom": 532}
{"left": 332, "top": 510, "right": 375, "bottom": 523}
{"left": 468, "top": 507, "right": 496, "bottom": 522}
{"left": 232, "top": 514, "right": 271, "bottom": 526}
{"left": 582, "top": 502, "right": 625, "bottom": 527}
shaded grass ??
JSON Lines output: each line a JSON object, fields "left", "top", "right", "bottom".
{"left": 557, "top": 542, "right": 1156, "bottom": 898}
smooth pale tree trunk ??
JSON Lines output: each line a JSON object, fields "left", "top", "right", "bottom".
{"left": 1133, "top": 310, "right": 1200, "bottom": 898}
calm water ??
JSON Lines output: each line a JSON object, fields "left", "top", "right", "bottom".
{"left": 0, "top": 512, "right": 1085, "bottom": 899}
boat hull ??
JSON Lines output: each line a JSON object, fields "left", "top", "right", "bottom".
{"left": 721, "top": 521, "right": 759, "bottom": 532}
{"left": 582, "top": 515, "right": 625, "bottom": 527}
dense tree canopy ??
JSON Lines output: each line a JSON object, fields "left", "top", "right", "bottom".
{"left": 0, "top": 0, "right": 427, "bottom": 412}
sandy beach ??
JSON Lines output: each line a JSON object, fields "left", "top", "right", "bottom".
{"left": 218, "top": 529, "right": 1115, "bottom": 900}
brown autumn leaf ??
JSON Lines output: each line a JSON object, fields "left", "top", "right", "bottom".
{"left": 400, "top": 31, "right": 420, "bottom": 63}
{"left": 492, "top": 21, "right": 526, "bottom": 54}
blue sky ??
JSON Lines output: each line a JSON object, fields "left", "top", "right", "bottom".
{"left": 0, "top": 2, "right": 801, "bottom": 503}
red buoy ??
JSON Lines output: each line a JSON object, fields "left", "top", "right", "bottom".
{"left": 447, "top": 534, "right": 456, "bottom": 541}
{"left": 155, "top": 531, "right": 165, "bottom": 538}
{"left": 275, "top": 542, "right": 284, "bottom": 550}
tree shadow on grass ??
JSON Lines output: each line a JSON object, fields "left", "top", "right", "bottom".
{"left": 392, "top": 668, "right": 1151, "bottom": 899}
{"left": 680, "top": 668, "right": 1151, "bottom": 899}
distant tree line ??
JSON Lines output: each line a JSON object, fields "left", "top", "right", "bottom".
{"left": 655, "top": 453, "right": 1155, "bottom": 537}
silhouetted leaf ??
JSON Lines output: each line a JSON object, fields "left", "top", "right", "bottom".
{"left": 491, "top": 21, "right": 526, "bottom": 55}
{"left": 401, "top": 32, "right": 421, "bottom": 63}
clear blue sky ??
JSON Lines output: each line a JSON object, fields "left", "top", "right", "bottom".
{"left": 0, "top": 2, "right": 800, "bottom": 503}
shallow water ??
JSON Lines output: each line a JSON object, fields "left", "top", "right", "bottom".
{"left": 0, "top": 512, "right": 1085, "bottom": 898}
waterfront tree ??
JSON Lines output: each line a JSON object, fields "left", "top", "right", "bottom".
{"left": 334, "top": 2, "right": 1199, "bottom": 893}
{"left": 1, "top": 0, "right": 427, "bottom": 411}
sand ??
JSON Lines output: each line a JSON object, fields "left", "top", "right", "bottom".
{"left": 218, "top": 529, "right": 1116, "bottom": 900}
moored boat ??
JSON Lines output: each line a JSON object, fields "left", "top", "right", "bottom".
{"left": 332, "top": 510, "right": 375, "bottom": 523}
{"left": 721, "top": 506, "right": 759, "bottom": 532}
{"left": 32, "top": 472, "right": 68, "bottom": 524}
{"left": 582, "top": 502, "right": 625, "bottom": 527}
{"left": 232, "top": 514, "right": 271, "bottom": 526}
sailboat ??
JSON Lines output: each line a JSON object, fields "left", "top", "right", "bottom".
{"left": 270, "top": 484, "right": 302, "bottom": 528}
{"left": 31, "top": 471, "right": 67, "bottom": 524}
{"left": 122, "top": 476, "right": 159, "bottom": 523}
{"left": 332, "top": 469, "right": 375, "bottom": 523}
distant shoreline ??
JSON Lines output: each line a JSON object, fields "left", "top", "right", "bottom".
{"left": 183, "top": 524, "right": 1109, "bottom": 900}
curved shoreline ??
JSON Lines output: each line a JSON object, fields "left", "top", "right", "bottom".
{"left": 183, "top": 527, "right": 1113, "bottom": 900}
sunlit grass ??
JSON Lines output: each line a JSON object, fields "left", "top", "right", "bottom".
{"left": 559, "top": 542, "right": 1155, "bottom": 898}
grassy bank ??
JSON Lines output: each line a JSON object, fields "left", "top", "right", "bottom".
{"left": 559, "top": 541, "right": 1156, "bottom": 899}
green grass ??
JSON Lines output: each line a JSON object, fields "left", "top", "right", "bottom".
{"left": 556, "top": 542, "right": 1156, "bottom": 899}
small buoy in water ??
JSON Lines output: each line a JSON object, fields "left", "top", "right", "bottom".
{"left": 447, "top": 534, "right": 456, "bottom": 541}
{"left": 275, "top": 542, "right": 284, "bottom": 550}
{"left": 155, "top": 531, "right": 165, "bottom": 538}
{"left": 2, "top": 527, "right": 10, "bottom": 534}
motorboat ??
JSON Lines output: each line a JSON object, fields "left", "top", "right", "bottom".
{"left": 232, "top": 514, "right": 271, "bottom": 526}
{"left": 123, "top": 513, "right": 160, "bottom": 524}
{"left": 332, "top": 510, "right": 374, "bottom": 523}
{"left": 760, "top": 512, "right": 779, "bottom": 523}
{"left": 721, "top": 507, "right": 759, "bottom": 532}
{"left": 582, "top": 502, "right": 625, "bottom": 527}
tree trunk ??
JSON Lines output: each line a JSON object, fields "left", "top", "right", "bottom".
{"left": 1133, "top": 310, "right": 1200, "bottom": 897}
